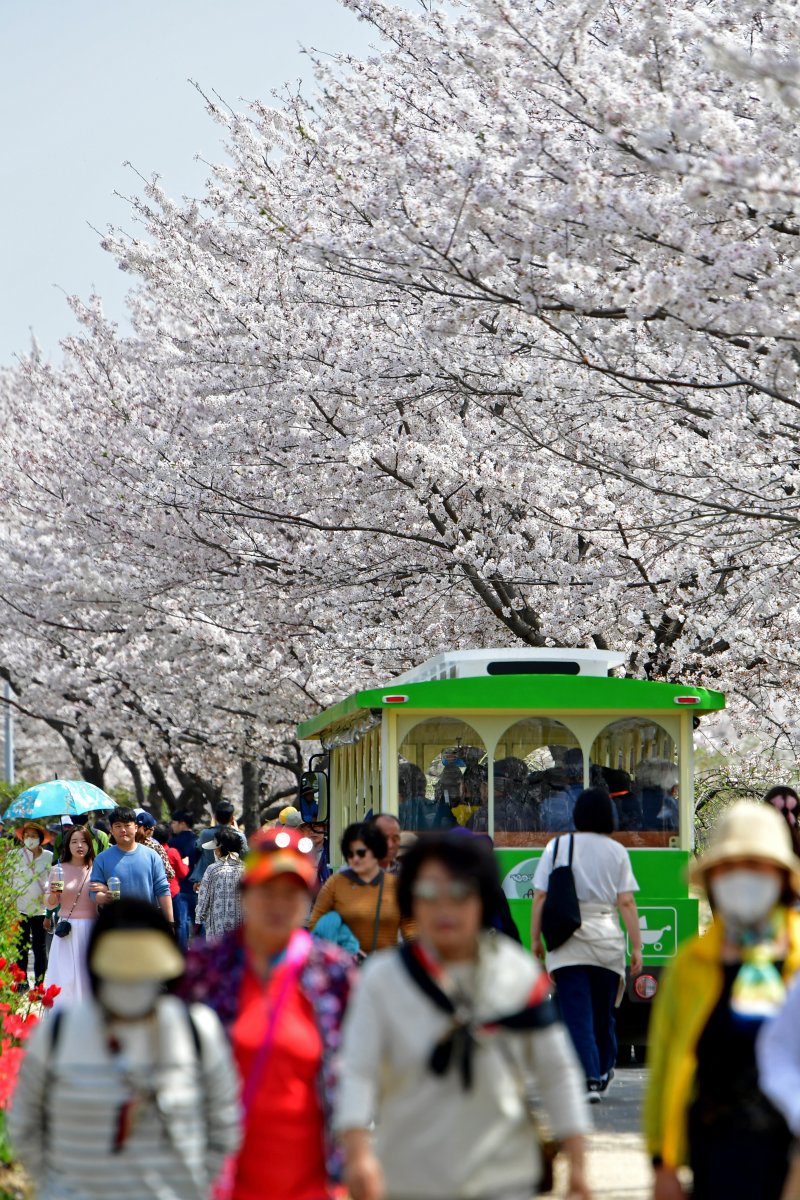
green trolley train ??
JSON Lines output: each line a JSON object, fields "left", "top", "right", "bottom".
{"left": 296, "top": 648, "right": 725, "bottom": 1052}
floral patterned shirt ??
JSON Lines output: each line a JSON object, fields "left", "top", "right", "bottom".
{"left": 195, "top": 856, "right": 243, "bottom": 940}
{"left": 179, "top": 928, "right": 356, "bottom": 1182}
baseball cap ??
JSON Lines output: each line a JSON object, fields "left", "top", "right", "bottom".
{"left": 135, "top": 811, "right": 157, "bottom": 830}
{"left": 242, "top": 827, "right": 317, "bottom": 889}
{"left": 278, "top": 806, "right": 303, "bottom": 828}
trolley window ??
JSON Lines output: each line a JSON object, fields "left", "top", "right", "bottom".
{"left": 590, "top": 717, "right": 679, "bottom": 847}
{"left": 493, "top": 718, "right": 584, "bottom": 848}
{"left": 398, "top": 718, "right": 485, "bottom": 835}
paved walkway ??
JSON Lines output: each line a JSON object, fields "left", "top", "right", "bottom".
{"left": 553, "top": 1067, "right": 651, "bottom": 1198}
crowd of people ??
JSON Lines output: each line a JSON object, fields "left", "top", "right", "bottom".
{"left": 6, "top": 784, "right": 800, "bottom": 1198}
{"left": 398, "top": 753, "right": 680, "bottom": 836}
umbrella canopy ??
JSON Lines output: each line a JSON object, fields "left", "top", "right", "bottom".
{"left": 4, "top": 780, "right": 116, "bottom": 823}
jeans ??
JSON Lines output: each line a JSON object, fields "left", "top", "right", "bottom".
{"left": 552, "top": 964, "right": 618, "bottom": 1081}
{"left": 16, "top": 915, "right": 47, "bottom": 983}
{"left": 173, "top": 891, "right": 197, "bottom": 952}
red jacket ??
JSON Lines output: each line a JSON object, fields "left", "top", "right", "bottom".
{"left": 166, "top": 845, "right": 188, "bottom": 897}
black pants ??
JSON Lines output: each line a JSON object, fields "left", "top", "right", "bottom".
{"left": 16, "top": 914, "right": 47, "bottom": 982}
{"left": 689, "top": 1110, "right": 791, "bottom": 1199}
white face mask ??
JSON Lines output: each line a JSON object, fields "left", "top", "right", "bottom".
{"left": 98, "top": 979, "right": 162, "bottom": 1019}
{"left": 23, "top": 837, "right": 39, "bottom": 850}
{"left": 710, "top": 870, "right": 782, "bottom": 929}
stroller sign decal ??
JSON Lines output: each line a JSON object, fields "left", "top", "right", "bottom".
{"left": 631, "top": 908, "right": 677, "bottom": 957}
{"left": 501, "top": 858, "right": 540, "bottom": 900}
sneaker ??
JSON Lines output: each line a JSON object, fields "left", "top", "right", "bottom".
{"left": 587, "top": 1079, "right": 603, "bottom": 1104}
{"left": 599, "top": 1068, "right": 615, "bottom": 1093}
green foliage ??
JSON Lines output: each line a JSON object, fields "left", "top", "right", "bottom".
{"left": 0, "top": 842, "right": 22, "bottom": 965}
{"left": 0, "top": 783, "right": 30, "bottom": 817}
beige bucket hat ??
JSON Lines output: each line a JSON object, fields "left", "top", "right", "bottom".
{"left": 690, "top": 801, "right": 800, "bottom": 892}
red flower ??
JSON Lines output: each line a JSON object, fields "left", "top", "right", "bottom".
{"left": 9, "top": 965, "right": 26, "bottom": 983}
{"left": 0, "top": 1045, "right": 25, "bottom": 1108}
{"left": 0, "top": 957, "right": 7, "bottom": 971}
{"left": 41, "top": 985, "right": 61, "bottom": 1009}
{"left": 3, "top": 1011, "right": 38, "bottom": 1040}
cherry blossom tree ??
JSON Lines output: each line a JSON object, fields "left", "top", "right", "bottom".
{"left": 3, "top": 0, "right": 800, "bottom": 785}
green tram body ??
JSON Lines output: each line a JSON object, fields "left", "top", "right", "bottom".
{"left": 296, "top": 650, "right": 725, "bottom": 976}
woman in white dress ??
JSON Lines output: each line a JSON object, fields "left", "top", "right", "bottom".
{"left": 44, "top": 824, "right": 96, "bottom": 1006}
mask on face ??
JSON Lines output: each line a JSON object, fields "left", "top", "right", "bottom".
{"left": 23, "top": 837, "right": 39, "bottom": 850}
{"left": 710, "top": 870, "right": 782, "bottom": 929}
{"left": 98, "top": 979, "right": 162, "bottom": 1019}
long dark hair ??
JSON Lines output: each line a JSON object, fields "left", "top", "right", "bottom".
{"left": 763, "top": 786, "right": 800, "bottom": 856}
{"left": 60, "top": 825, "right": 95, "bottom": 865}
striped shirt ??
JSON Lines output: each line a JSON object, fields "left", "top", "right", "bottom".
{"left": 8, "top": 997, "right": 240, "bottom": 1200}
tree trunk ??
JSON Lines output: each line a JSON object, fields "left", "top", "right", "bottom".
{"left": 122, "top": 758, "right": 146, "bottom": 808}
{"left": 241, "top": 759, "right": 262, "bottom": 837}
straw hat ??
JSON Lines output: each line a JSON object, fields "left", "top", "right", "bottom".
{"left": 91, "top": 930, "right": 184, "bottom": 982}
{"left": 690, "top": 802, "right": 800, "bottom": 891}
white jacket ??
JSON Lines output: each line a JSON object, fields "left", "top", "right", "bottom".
{"left": 9, "top": 996, "right": 240, "bottom": 1200}
{"left": 335, "top": 933, "right": 590, "bottom": 1199}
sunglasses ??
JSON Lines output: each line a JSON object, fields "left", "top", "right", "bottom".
{"left": 412, "top": 879, "right": 478, "bottom": 903}
{"left": 348, "top": 847, "right": 369, "bottom": 859}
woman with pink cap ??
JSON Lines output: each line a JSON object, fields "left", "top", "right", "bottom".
{"left": 180, "top": 826, "right": 356, "bottom": 1200}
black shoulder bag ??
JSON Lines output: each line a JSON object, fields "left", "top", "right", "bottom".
{"left": 540, "top": 835, "right": 581, "bottom": 951}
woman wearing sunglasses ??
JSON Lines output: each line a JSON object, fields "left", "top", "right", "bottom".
{"left": 336, "top": 833, "right": 592, "bottom": 1200}
{"left": 309, "top": 823, "right": 410, "bottom": 958}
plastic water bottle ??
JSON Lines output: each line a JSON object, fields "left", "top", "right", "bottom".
{"left": 108, "top": 875, "right": 121, "bottom": 900}
{"left": 50, "top": 864, "right": 64, "bottom": 894}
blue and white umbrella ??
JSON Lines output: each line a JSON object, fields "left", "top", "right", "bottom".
{"left": 4, "top": 779, "right": 116, "bottom": 823}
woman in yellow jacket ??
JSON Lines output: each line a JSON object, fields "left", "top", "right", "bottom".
{"left": 644, "top": 802, "right": 800, "bottom": 1200}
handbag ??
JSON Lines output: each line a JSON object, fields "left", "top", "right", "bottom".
{"left": 540, "top": 836, "right": 581, "bottom": 951}
{"left": 369, "top": 871, "right": 385, "bottom": 954}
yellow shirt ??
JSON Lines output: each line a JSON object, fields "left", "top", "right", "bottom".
{"left": 644, "top": 909, "right": 800, "bottom": 1168}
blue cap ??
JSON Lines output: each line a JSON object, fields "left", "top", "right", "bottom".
{"left": 135, "top": 811, "right": 157, "bottom": 829}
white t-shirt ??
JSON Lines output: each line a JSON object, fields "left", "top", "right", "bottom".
{"left": 532, "top": 833, "right": 638, "bottom": 905}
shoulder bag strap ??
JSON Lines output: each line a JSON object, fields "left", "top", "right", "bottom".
{"left": 240, "top": 928, "right": 312, "bottom": 1114}
{"left": 567, "top": 834, "right": 575, "bottom": 866}
{"left": 61, "top": 866, "right": 91, "bottom": 921}
{"left": 369, "top": 871, "right": 386, "bottom": 954}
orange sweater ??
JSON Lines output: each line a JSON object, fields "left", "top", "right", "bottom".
{"left": 309, "top": 870, "right": 410, "bottom": 954}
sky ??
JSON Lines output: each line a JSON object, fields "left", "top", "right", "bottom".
{"left": 0, "top": 0, "right": 412, "bottom": 365}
